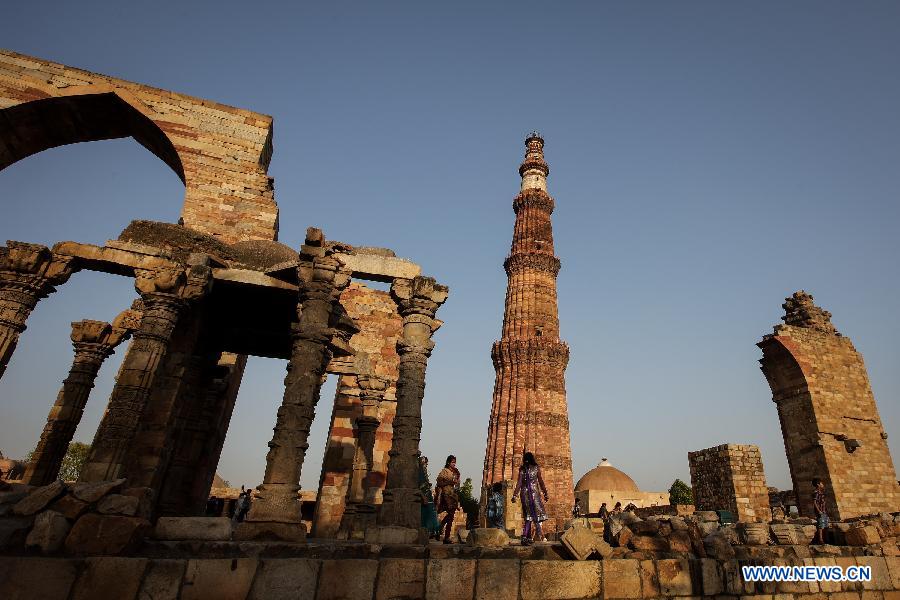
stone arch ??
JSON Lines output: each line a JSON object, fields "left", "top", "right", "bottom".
{"left": 758, "top": 337, "right": 810, "bottom": 399}
{"left": 0, "top": 91, "right": 185, "bottom": 182}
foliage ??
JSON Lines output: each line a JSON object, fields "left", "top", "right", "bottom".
{"left": 669, "top": 478, "right": 694, "bottom": 505}
{"left": 458, "top": 477, "right": 480, "bottom": 528}
{"left": 26, "top": 441, "right": 91, "bottom": 482}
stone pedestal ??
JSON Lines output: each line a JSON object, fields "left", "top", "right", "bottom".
{"left": 24, "top": 309, "right": 140, "bottom": 486}
{"left": 80, "top": 259, "right": 211, "bottom": 483}
{"left": 378, "top": 277, "right": 447, "bottom": 530}
{"left": 0, "top": 242, "right": 75, "bottom": 380}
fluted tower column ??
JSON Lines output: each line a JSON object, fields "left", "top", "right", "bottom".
{"left": 482, "top": 133, "right": 573, "bottom": 532}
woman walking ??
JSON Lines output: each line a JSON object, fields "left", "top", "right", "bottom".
{"left": 511, "top": 451, "right": 549, "bottom": 545}
{"left": 418, "top": 455, "right": 441, "bottom": 539}
{"left": 434, "top": 455, "right": 461, "bottom": 544}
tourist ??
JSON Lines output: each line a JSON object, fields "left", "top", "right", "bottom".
{"left": 511, "top": 451, "right": 549, "bottom": 545}
{"left": 624, "top": 502, "right": 637, "bottom": 513}
{"left": 234, "top": 486, "right": 253, "bottom": 523}
{"left": 418, "top": 455, "right": 441, "bottom": 539}
{"left": 486, "top": 482, "right": 505, "bottom": 529}
{"left": 434, "top": 455, "right": 461, "bottom": 544}
{"left": 572, "top": 498, "right": 583, "bottom": 518}
{"left": 611, "top": 501, "right": 623, "bottom": 516}
{"left": 812, "top": 478, "right": 828, "bottom": 545}
{"left": 598, "top": 502, "right": 609, "bottom": 521}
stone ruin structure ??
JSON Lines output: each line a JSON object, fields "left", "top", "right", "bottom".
{"left": 481, "top": 133, "right": 574, "bottom": 532}
{"left": 688, "top": 444, "right": 771, "bottom": 523}
{"left": 0, "top": 49, "right": 449, "bottom": 546}
{"left": 758, "top": 291, "right": 900, "bottom": 520}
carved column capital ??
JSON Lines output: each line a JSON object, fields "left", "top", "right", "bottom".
{"left": 0, "top": 241, "right": 77, "bottom": 290}
{"left": 134, "top": 256, "right": 212, "bottom": 305}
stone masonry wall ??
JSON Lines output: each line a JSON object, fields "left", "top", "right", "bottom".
{"left": 312, "top": 283, "right": 402, "bottom": 537}
{"left": 689, "top": 444, "right": 770, "bottom": 522}
{"left": 759, "top": 292, "right": 900, "bottom": 520}
{"left": 2, "top": 555, "right": 900, "bottom": 600}
{"left": 0, "top": 50, "right": 277, "bottom": 243}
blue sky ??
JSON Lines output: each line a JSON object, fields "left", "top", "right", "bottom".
{"left": 2, "top": 1, "right": 899, "bottom": 496}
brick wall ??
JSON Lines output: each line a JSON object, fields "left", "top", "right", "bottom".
{"left": 688, "top": 444, "right": 770, "bottom": 522}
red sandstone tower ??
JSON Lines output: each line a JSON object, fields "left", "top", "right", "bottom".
{"left": 482, "top": 133, "right": 574, "bottom": 532}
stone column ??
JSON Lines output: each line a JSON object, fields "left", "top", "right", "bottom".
{"left": 0, "top": 242, "right": 76, "bottom": 380}
{"left": 247, "top": 230, "right": 353, "bottom": 528}
{"left": 338, "top": 374, "right": 388, "bottom": 539}
{"left": 377, "top": 276, "right": 448, "bottom": 533}
{"left": 23, "top": 306, "right": 141, "bottom": 486}
{"left": 79, "top": 258, "right": 212, "bottom": 482}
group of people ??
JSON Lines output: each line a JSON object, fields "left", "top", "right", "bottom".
{"left": 418, "top": 451, "right": 552, "bottom": 546}
{"left": 205, "top": 485, "right": 253, "bottom": 522}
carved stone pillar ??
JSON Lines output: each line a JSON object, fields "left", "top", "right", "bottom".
{"left": 79, "top": 258, "right": 212, "bottom": 482}
{"left": 0, "top": 242, "right": 76, "bottom": 380}
{"left": 377, "top": 276, "right": 448, "bottom": 531}
{"left": 248, "top": 230, "right": 354, "bottom": 526}
{"left": 23, "top": 306, "right": 141, "bottom": 486}
{"left": 337, "top": 374, "right": 387, "bottom": 539}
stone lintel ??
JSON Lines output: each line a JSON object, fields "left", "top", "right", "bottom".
{"left": 211, "top": 268, "right": 298, "bottom": 291}
{"left": 333, "top": 252, "right": 420, "bottom": 283}
{"left": 51, "top": 241, "right": 180, "bottom": 277}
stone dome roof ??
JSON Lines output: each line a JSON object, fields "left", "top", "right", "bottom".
{"left": 574, "top": 458, "right": 641, "bottom": 492}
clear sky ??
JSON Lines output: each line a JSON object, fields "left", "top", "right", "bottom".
{"left": 2, "top": 1, "right": 899, "bottom": 497}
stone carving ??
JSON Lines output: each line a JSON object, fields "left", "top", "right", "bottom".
{"left": 0, "top": 241, "right": 76, "bottom": 380}
{"left": 377, "top": 276, "right": 447, "bottom": 530}
{"left": 24, "top": 306, "right": 142, "bottom": 486}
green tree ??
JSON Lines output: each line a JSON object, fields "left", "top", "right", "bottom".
{"left": 458, "top": 477, "right": 480, "bottom": 528}
{"left": 669, "top": 478, "right": 694, "bottom": 505}
{"left": 26, "top": 441, "right": 91, "bottom": 482}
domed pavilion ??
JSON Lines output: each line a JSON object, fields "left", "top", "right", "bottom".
{"left": 574, "top": 458, "right": 667, "bottom": 515}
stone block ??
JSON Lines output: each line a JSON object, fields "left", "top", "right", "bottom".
{"left": 138, "top": 560, "right": 187, "bottom": 600}
{"left": 248, "top": 558, "right": 320, "bottom": 600}
{"left": 656, "top": 558, "right": 694, "bottom": 596}
{"left": 317, "top": 559, "right": 379, "bottom": 600}
{"left": 561, "top": 524, "right": 610, "bottom": 560}
{"left": 615, "top": 525, "right": 633, "bottom": 548}
{"left": 0, "top": 557, "right": 79, "bottom": 600}
{"left": 12, "top": 480, "right": 67, "bottom": 515}
{"left": 696, "top": 511, "right": 720, "bottom": 522}
{"left": 72, "top": 557, "right": 148, "bottom": 600}
{"left": 630, "top": 520, "right": 660, "bottom": 535}
{"left": 25, "top": 509, "right": 70, "bottom": 554}
{"left": 631, "top": 534, "right": 669, "bottom": 552}
{"left": 233, "top": 520, "right": 306, "bottom": 542}
{"left": 701, "top": 558, "right": 724, "bottom": 596}
{"left": 64, "top": 514, "right": 151, "bottom": 555}
{"left": 857, "top": 557, "right": 892, "bottom": 591}
{"left": 48, "top": 494, "right": 90, "bottom": 520}
{"left": 700, "top": 521, "right": 720, "bottom": 536}
{"left": 603, "top": 559, "right": 642, "bottom": 599}
{"left": 70, "top": 478, "right": 126, "bottom": 503}
{"left": 375, "top": 558, "right": 425, "bottom": 599}
{"left": 0, "top": 490, "right": 28, "bottom": 505}
{"left": 640, "top": 560, "right": 660, "bottom": 596}
{"left": 771, "top": 524, "right": 804, "bottom": 545}
{"left": 364, "top": 524, "right": 421, "bottom": 545}
{"left": 520, "top": 560, "right": 601, "bottom": 599}
{"left": 704, "top": 531, "right": 736, "bottom": 560}
{"left": 669, "top": 530, "right": 693, "bottom": 553}
{"left": 475, "top": 559, "right": 520, "bottom": 600}
{"left": 425, "top": 558, "right": 475, "bottom": 600}
{"left": 97, "top": 494, "right": 145, "bottom": 517}
{"left": 847, "top": 526, "right": 882, "bottom": 546}
{"left": 468, "top": 527, "right": 510, "bottom": 548}
{"left": 0, "top": 516, "right": 33, "bottom": 550}
{"left": 740, "top": 522, "right": 771, "bottom": 545}
{"left": 181, "top": 559, "right": 258, "bottom": 600}
{"left": 887, "top": 557, "right": 900, "bottom": 589}
{"left": 155, "top": 517, "right": 232, "bottom": 541}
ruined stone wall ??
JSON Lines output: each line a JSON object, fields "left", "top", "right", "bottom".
{"left": 312, "top": 283, "right": 402, "bottom": 537}
{"left": 759, "top": 292, "right": 900, "bottom": 520}
{"left": 688, "top": 444, "right": 770, "bottom": 523}
{"left": 0, "top": 50, "right": 277, "bottom": 243}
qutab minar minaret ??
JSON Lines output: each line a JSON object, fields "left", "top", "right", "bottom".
{"left": 482, "top": 133, "right": 574, "bottom": 531}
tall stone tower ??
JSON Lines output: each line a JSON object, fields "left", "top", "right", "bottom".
{"left": 758, "top": 291, "right": 900, "bottom": 520}
{"left": 482, "top": 133, "right": 574, "bottom": 531}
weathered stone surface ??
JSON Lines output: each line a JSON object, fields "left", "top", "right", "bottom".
{"left": 64, "top": 513, "right": 150, "bottom": 555}
{"left": 704, "top": 531, "right": 737, "bottom": 559}
{"left": 630, "top": 519, "right": 660, "bottom": 536}
{"left": 0, "top": 490, "right": 28, "bottom": 505}
{"left": 602, "top": 558, "right": 642, "bottom": 599}
{"left": 181, "top": 558, "right": 257, "bottom": 600}
{"left": 689, "top": 445, "right": 770, "bottom": 523}
{"left": 701, "top": 557, "right": 724, "bottom": 596}
{"left": 639, "top": 560, "right": 660, "bottom": 596}
{"left": 25, "top": 510, "right": 70, "bottom": 554}
{"left": 669, "top": 529, "right": 693, "bottom": 553}
{"left": 70, "top": 478, "right": 126, "bottom": 503}
{"left": 561, "top": 524, "right": 609, "bottom": 560}
{"left": 0, "top": 516, "right": 33, "bottom": 549}
{"left": 468, "top": 527, "right": 510, "bottom": 548}
{"left": 475, "top": 559, "right": 520, "bottom": 600}
{"left": 772, "top": 523, "right": 805, "bottom": 545}
{"left": 0, "top": 557, "right": 79, "bottom": 600}
{"left": 364, "top": 524, "right": 420, "bottom": 545}
{"left": 317, "top": 559, "right": 379, "bottom": 600}
{"left": 155, "top": 517, "right": 232, "bottom": 541}
{"left": 616, "top": 525, "right": 633, "bottom": 548}
{"left": 740, "top": 522, "right": 771, "bottom": 545}
{"left": 48, "top": 494, "right": 90, "bottom": 520}
{"left": 71, "top": 557, "right": 148, "bottom": 600}
{"left": 12, "top": 480, "right": 66, "bottom": 515}
{"left": 97, "top": 493, "right": 143, "bottom": 517}
{"left": 519, "top": 560, "right": 600, "bottom": 599}
{"left": 233, "top": 521, "right": 305, "bottom": 542}
{"left": 425, "top": 558, "right": 475, "bottom": 600}
{"left": 656, "top": 558, "right": 694, "bottom": 596}
{"left": 695, "top": 510, "right": 720, "bottom": 522}
{"left": 248, "top": 559, "right": 320, "bottom": 600}
{"left": 375, "top": 558, "right": 425, "bottom": 600}
{"left": 847, "top": 526, "right": 883, "bottom": 546}
{"left": 631, "top": 534, "right": 669, "bottom": 552}
{"left": 138, "top": 559, "right": 187, "bottom": 600}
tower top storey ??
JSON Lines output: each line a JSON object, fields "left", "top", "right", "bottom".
{"left": 519, "top": 132, "right": 550, "bottom": 192}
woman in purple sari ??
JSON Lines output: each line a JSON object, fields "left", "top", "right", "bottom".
{"left": 511, "top": 451, "right": 549, "bottom": 545}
